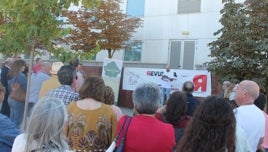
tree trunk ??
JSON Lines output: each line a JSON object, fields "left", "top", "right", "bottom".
{"left": 21, "top": 42, "right": 35, "bottom": 131}
{"left": 108, "top": 49, "right": 112, "bottom": 58}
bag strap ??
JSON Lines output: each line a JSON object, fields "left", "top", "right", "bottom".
{"left": 114, "top": 116, "right": 132, "bottom": 152}
{"left": 121, "top": 116, "right": 132, "bottom": 139}
{"left": 114, "top": 116, "right": 131, "bottom": 142}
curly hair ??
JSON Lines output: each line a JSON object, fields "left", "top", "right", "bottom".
{"left": 164, "top": 91, "right": 187, "bottom": 125}
{"left": 103, "top": 86, "right": 115, "bottom": 105}
{"left": 176, "top": 96, "right": 236, "bottom": 152}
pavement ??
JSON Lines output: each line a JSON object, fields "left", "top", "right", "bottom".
{"left": 120, "top": 107, "right": 134, "bottom": 116}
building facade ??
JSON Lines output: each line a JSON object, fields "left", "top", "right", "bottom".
{"left": 96, "top": 0, "right": 224, "bottom": 69}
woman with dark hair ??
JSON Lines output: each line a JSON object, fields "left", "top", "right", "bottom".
{"left": 103, "top": 86, "right": 123, "bottom": 121}
{"left": 155, "top": 91, "right": 190, "bottom": 144}
{"left": 66, "top": 76, "right": 117, "bottom": 151}
{"left": 7, "top": 59, "right": 27, "bottom": 128}
{"left": 176, "top": 96, "right": 236, "bottom": 152}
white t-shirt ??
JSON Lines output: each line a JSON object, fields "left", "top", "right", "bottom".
{"left": 235, "top": 125, "right": 251, "bottom": 152}
{"left": 161, "top": 71, "right": 174, "bottom": 88}
{"left": 12, "top": 134, "right": 73, "bottom": 152}
{"left": 234, "top": 104, "right": 265, "bottom": 152}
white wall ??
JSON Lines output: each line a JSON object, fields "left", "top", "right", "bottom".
{"left": 96, "top": 0, "right": 224, "bottom": 68}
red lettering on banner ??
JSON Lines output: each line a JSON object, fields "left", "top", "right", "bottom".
{"left": 146, "top": 71, "right": 151, "bottom": 76}
{"left": 193, "top": 75, "right": 207, "bottom": 92}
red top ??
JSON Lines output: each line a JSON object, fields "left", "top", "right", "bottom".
{"left": 116, "top": 115, "right": 175, "bottom": 152}
{"left": 33, "top": 64, "right": 42, "bottom": 73}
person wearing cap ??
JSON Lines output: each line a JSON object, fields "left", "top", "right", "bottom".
{"left": 39, "top": 62, "right": 63, "bottom": 98}
{"left": 28, "top": 62, "right": 51, "bottom": 114}
{"left": 0, "top": 57, "right": 15, "bottom": 117}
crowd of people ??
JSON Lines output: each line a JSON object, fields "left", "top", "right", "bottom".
{"left": 0, "top": 57, "right": 267, "bottom": 152}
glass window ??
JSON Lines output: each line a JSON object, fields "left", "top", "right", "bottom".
{"left": 126, "top": 0, "right": 145, "bottom": 17}
{"left": 178, "top": 0, "right": 201, "bottom": 14}
{"left": 124, "top": 40, "right": 142, "bottom": 62}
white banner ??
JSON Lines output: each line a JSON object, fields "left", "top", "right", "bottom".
{"left": 102, "top": 58, "right": 123, "bottom": 102}
{"left": 122, "top": 67, "right": 211, "bottom": 97}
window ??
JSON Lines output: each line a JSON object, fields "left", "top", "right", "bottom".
{"left": 124, "top": 40, "right": 142, "bottom": 62}
{"left": 170, "top": 40, "right": 196, "bottom": 69}
{"left": 178, "top": 0, "right": 201, "bottom": 14}
{"left": 126, "top": 0, "right": 145, "bottom": 17}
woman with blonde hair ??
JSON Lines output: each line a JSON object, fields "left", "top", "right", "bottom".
{"left": 12, "top": 97, "right": 71, "bottom": 152}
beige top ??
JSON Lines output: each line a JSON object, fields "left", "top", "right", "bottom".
{"left": 39, "top": 75, "right": 60, "bottom": 98}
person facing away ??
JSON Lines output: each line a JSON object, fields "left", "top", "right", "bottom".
{"left": 28, "top": 62, "right": 51, "bottom": 114}
{"left": 67, "top": 76, "right": 117, "bottom": 151}
{"left": 12, "top": 97, "right": 72, "bottom": 152}
{"left": 0, "top": 82, "right": 20, "bottom": 152}
{"left": 222, "top": 80, "right": 231, "bottom": 97}
{"left": 103, "top": 85, "right": 123, "bottom": 121}
{"left": 155, "top": 91, "right": 190, "bottom": 145}
{"left": 32, "top": 57, "right": 42, "bottom": 74}
{"left": 45, "top": 65, "right": 79, "bottom": 106}
{"left": 253, "top": 93, "right": 268, "bottom": 152}
{"left": 182, "top": 81, "right": 200, "bottom": 116}
{"left": 0, "top": 57, "right": 15, "bottom": 117}
{"left": 7, "top": 59, "right": 27, "bottom": 128}
{"left": 69, "top": 59, "right": 85, "bottom": 92}
{"left": 224, "top": 83, "right": 236, "bottom": 101}
{"left": 233, "top": 80, "right": 265, "bottom": 152}
{"left": 176, "top": 96, "right": 236, "bottom": 152}
{"left": 160, "top": 64, "right": 176, "bottom": 105}
{"left": 116, "top": 83, "right": 175, "bottom": 152}
{"left": 39, "top": 62, "right": 63, "bottom": 98}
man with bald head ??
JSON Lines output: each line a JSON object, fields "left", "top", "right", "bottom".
{"left": 160, "top": 64, "right": 176, "bottom": 105}
{"left": 0, "top": 58, "right": 15, "bottom": 117}
{"left": 233, "top": 80, "right": 265, "bottom": 152}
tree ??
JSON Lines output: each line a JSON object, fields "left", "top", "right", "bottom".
{"left": 206, "top": 0, "right": 268, "bottom": 91}
{"left": 0, "top": 0, "right": 100, "bottom": 130}
{"left": 63, "top": 0, "right": 142, "bottom": 58}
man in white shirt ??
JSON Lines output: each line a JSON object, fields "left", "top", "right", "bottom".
{"left": 160, "top": 64, "right": 176, "bottom": 105}
{"left": 233, "top": 80, "right": 265, "bottom": 152}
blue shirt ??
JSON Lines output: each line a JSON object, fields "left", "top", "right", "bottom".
{"left": 29, "top": 71, "right": 50, "bottom": 103}
{"left": 7, "top": 73, "right": 27, "bottom": 96}
{"left": 45, "top": 85, "right": 79, "bottom": 105}
{"left": 0, "top": 113, "right": 20, "bottom": 151}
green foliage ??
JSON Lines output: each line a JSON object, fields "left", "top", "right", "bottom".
{"left": 206, "top": 0, "right": 268, "bottom": 91}
{"left": 0, "top": 0, "right": 100, "bottom": 57}
{"left": 63, "top": 0, "right": 142, "bottom": 58}
{"left": 52, "top": 41, "right": 100, "bottom": 63}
